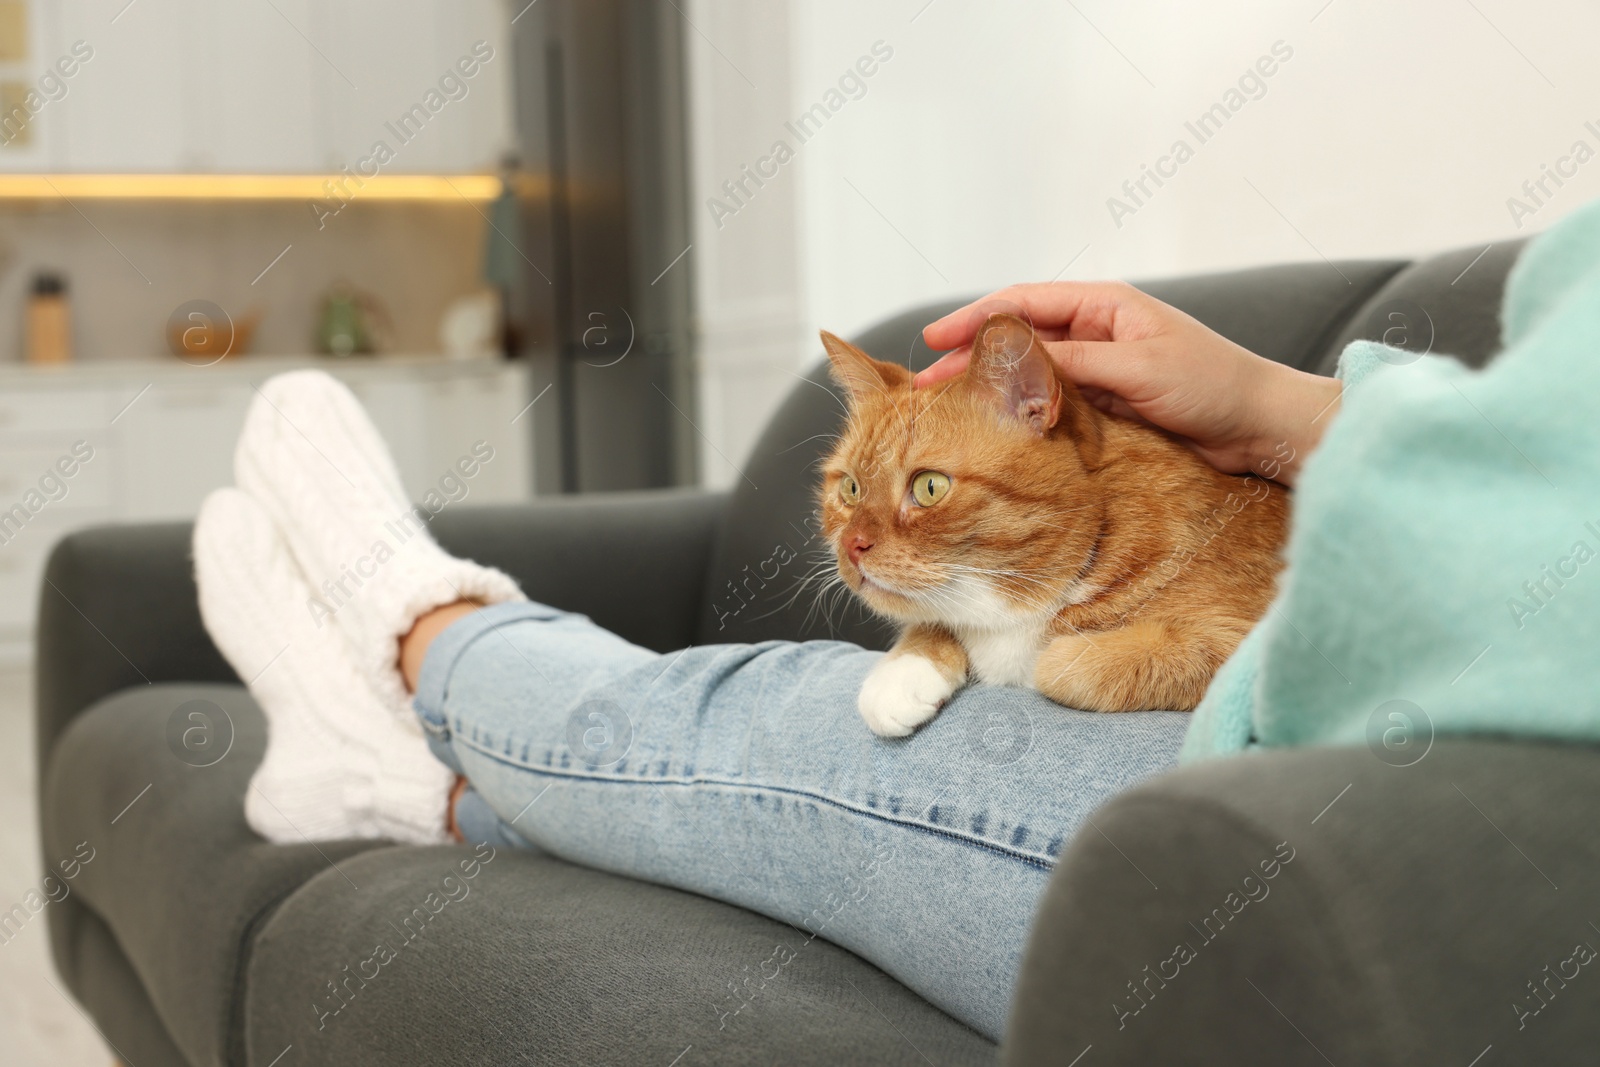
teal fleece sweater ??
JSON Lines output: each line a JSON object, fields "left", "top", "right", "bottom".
{"left": 1182, "top": 198, "right": 1600, "bottom": 762}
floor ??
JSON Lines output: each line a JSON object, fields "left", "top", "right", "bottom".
{"left": 0, "top": 662, "right": 110, "bottom": 1066}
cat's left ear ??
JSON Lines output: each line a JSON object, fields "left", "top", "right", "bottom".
{"left": 967, "top": 313, "right": 1063, "bottom": 435}
{"left": 820, "top": 331, "right": 911, "bottom": 400}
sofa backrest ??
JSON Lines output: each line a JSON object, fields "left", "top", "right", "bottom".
{"left": 1315, "top": 239, "right": 1525, "bottom": 375}
{"left": 695, "top": 242, "right": 1524, "bottom": 649}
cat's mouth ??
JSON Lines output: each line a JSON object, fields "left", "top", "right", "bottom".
{"left": 851, "top": 565, "right": 914, "bottom": 601}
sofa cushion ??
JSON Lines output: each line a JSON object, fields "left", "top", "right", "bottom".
{"left": 46, "top": 684, "right": 996, "bottom": 1066}
{"left": 246, "top": 843, "right": 997, "bottom": 1066}
{"left": 1005, "top": 738, "right": 1600, "bottom": 1065}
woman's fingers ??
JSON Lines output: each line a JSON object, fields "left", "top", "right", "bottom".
{"left": 1038, "top": 337, "right": 1155, "bottom": 398}
{"left": 913, "top": 336, "right": 1154, "bottom": 400}
{"left": 916, "top": 281, "right": 1161, "bottom": 394}
{"left": 912, "top": 346, "right": 971, "bottom": 387}
{"left": 912, "top": 325, "right": 1074, "bottom": 388}
{"left": 921, "top": 281, "right": 1139, "bottom": 350}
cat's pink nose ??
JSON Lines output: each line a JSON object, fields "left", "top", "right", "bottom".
{"left": 847, "top": 534, "right": 874, "bottom": 565}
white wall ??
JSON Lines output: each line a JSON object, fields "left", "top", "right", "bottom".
{"left": 687, "top": 0, "right": 1600, "bottom": 488}
{"left": 682, "top": 1, "right": 810, "bottom": 490}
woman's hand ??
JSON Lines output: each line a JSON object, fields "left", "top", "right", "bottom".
{"left": 917, "top": 282, "right": 1342, "bottom": 486}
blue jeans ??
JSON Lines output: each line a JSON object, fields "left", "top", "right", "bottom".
{"left": 413, "top": 601, "right": 1187, "bottom": 1041}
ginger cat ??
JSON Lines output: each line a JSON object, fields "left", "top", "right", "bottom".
{"left": 817, "top": 314, "right": 1289, "bottom": 737}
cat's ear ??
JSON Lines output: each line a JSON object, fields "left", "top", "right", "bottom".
{"left": 967, "top": 313, "right": 1063, "bottom": 435}
{"left": 820, "top": 331, "right": 910, "bottom": 401}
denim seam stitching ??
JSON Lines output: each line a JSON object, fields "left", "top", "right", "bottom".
{"left": 451, "top": 730, "right": 1058, "bottom": 872}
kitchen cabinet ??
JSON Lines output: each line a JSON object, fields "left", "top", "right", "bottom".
{"left": 0, "top": 0, "right": 514, "bottom": 173}
{"left": 112, "top": 380, "right": 257, "bottom": 521}
{"left": 0, "top": 355, "right": 533, "bottom": 657}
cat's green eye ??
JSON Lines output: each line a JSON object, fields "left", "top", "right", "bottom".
{"left": 910, "top": 470, "right": 951, "bottom": 507}
{"left": 839, "top": 474, "right": 861, "bottom": 505}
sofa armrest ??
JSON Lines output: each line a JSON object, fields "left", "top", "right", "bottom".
{"left": 1004, "top": 739, "right": 1600, "bottom": 1066}
{"left": 35, "top": 522, "right": 235, "bottom": 787}
{"left": 428, "top": 488, "right": 726, "bottom": 653}
{"left": 35, "top": 489, "right": 726, "bottom": 791}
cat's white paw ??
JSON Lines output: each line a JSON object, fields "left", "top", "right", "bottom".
{"left": 857, "top": 654, "right": 958, "bottom": 738}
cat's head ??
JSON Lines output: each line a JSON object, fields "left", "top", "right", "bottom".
{"left": 817, "top": 313, "right": 1106, "bottom": 631}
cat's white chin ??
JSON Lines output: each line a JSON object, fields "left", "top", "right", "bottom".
{"left": 857, "top": 653, "right": 957, "bottom": 738}
{"left": 853, "top": 569, "right": 916, "bottom": 606}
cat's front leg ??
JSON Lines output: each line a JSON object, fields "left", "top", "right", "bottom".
{"left": 857, "top": 624, "right": 969, "bottom": 737}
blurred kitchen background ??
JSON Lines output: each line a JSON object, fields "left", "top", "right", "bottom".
{"left": 0, "top": 0, "right": 703, "bottom": 664}
{"left": 3, "top": 1, "right": 1599, "bottom": 1060}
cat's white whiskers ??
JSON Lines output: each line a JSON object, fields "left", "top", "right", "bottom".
{"left": 763, "top": 558, "right": 842, "bottom": 620}
{"left": 919, "top": 574, "right": 1011, "bottom": 620}
{"left": 941, "top": 564, "right": 1062, "bottom": 606}
{"left": 943, "top": 562, "right": 1058, "bottom": 586}
{"left": 797, "top": 569, "right": 850, "bottom": 636}
{"left": 782, "top": 432, "right": 841, "bottom": 457}
{"left": 788, "top": 372, "right": 851, "bottom": 417}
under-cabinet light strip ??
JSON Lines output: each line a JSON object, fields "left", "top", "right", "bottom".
{"left": 0, "top": 173, "right": 504, "bottom": 200}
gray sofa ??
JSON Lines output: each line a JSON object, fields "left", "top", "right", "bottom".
{"left": 40, "top": 237, "right": 1598, "bottom": 1065}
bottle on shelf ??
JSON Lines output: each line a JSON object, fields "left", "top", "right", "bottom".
{"left": 26, "top": 272, "right": 72, "bottom": 365}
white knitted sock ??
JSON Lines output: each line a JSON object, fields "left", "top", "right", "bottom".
{"left": 234, "top": 369, "right": 524, "bottom": 718}
{"left": 194, "top": 488, "right": 453, "bottom": 844}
